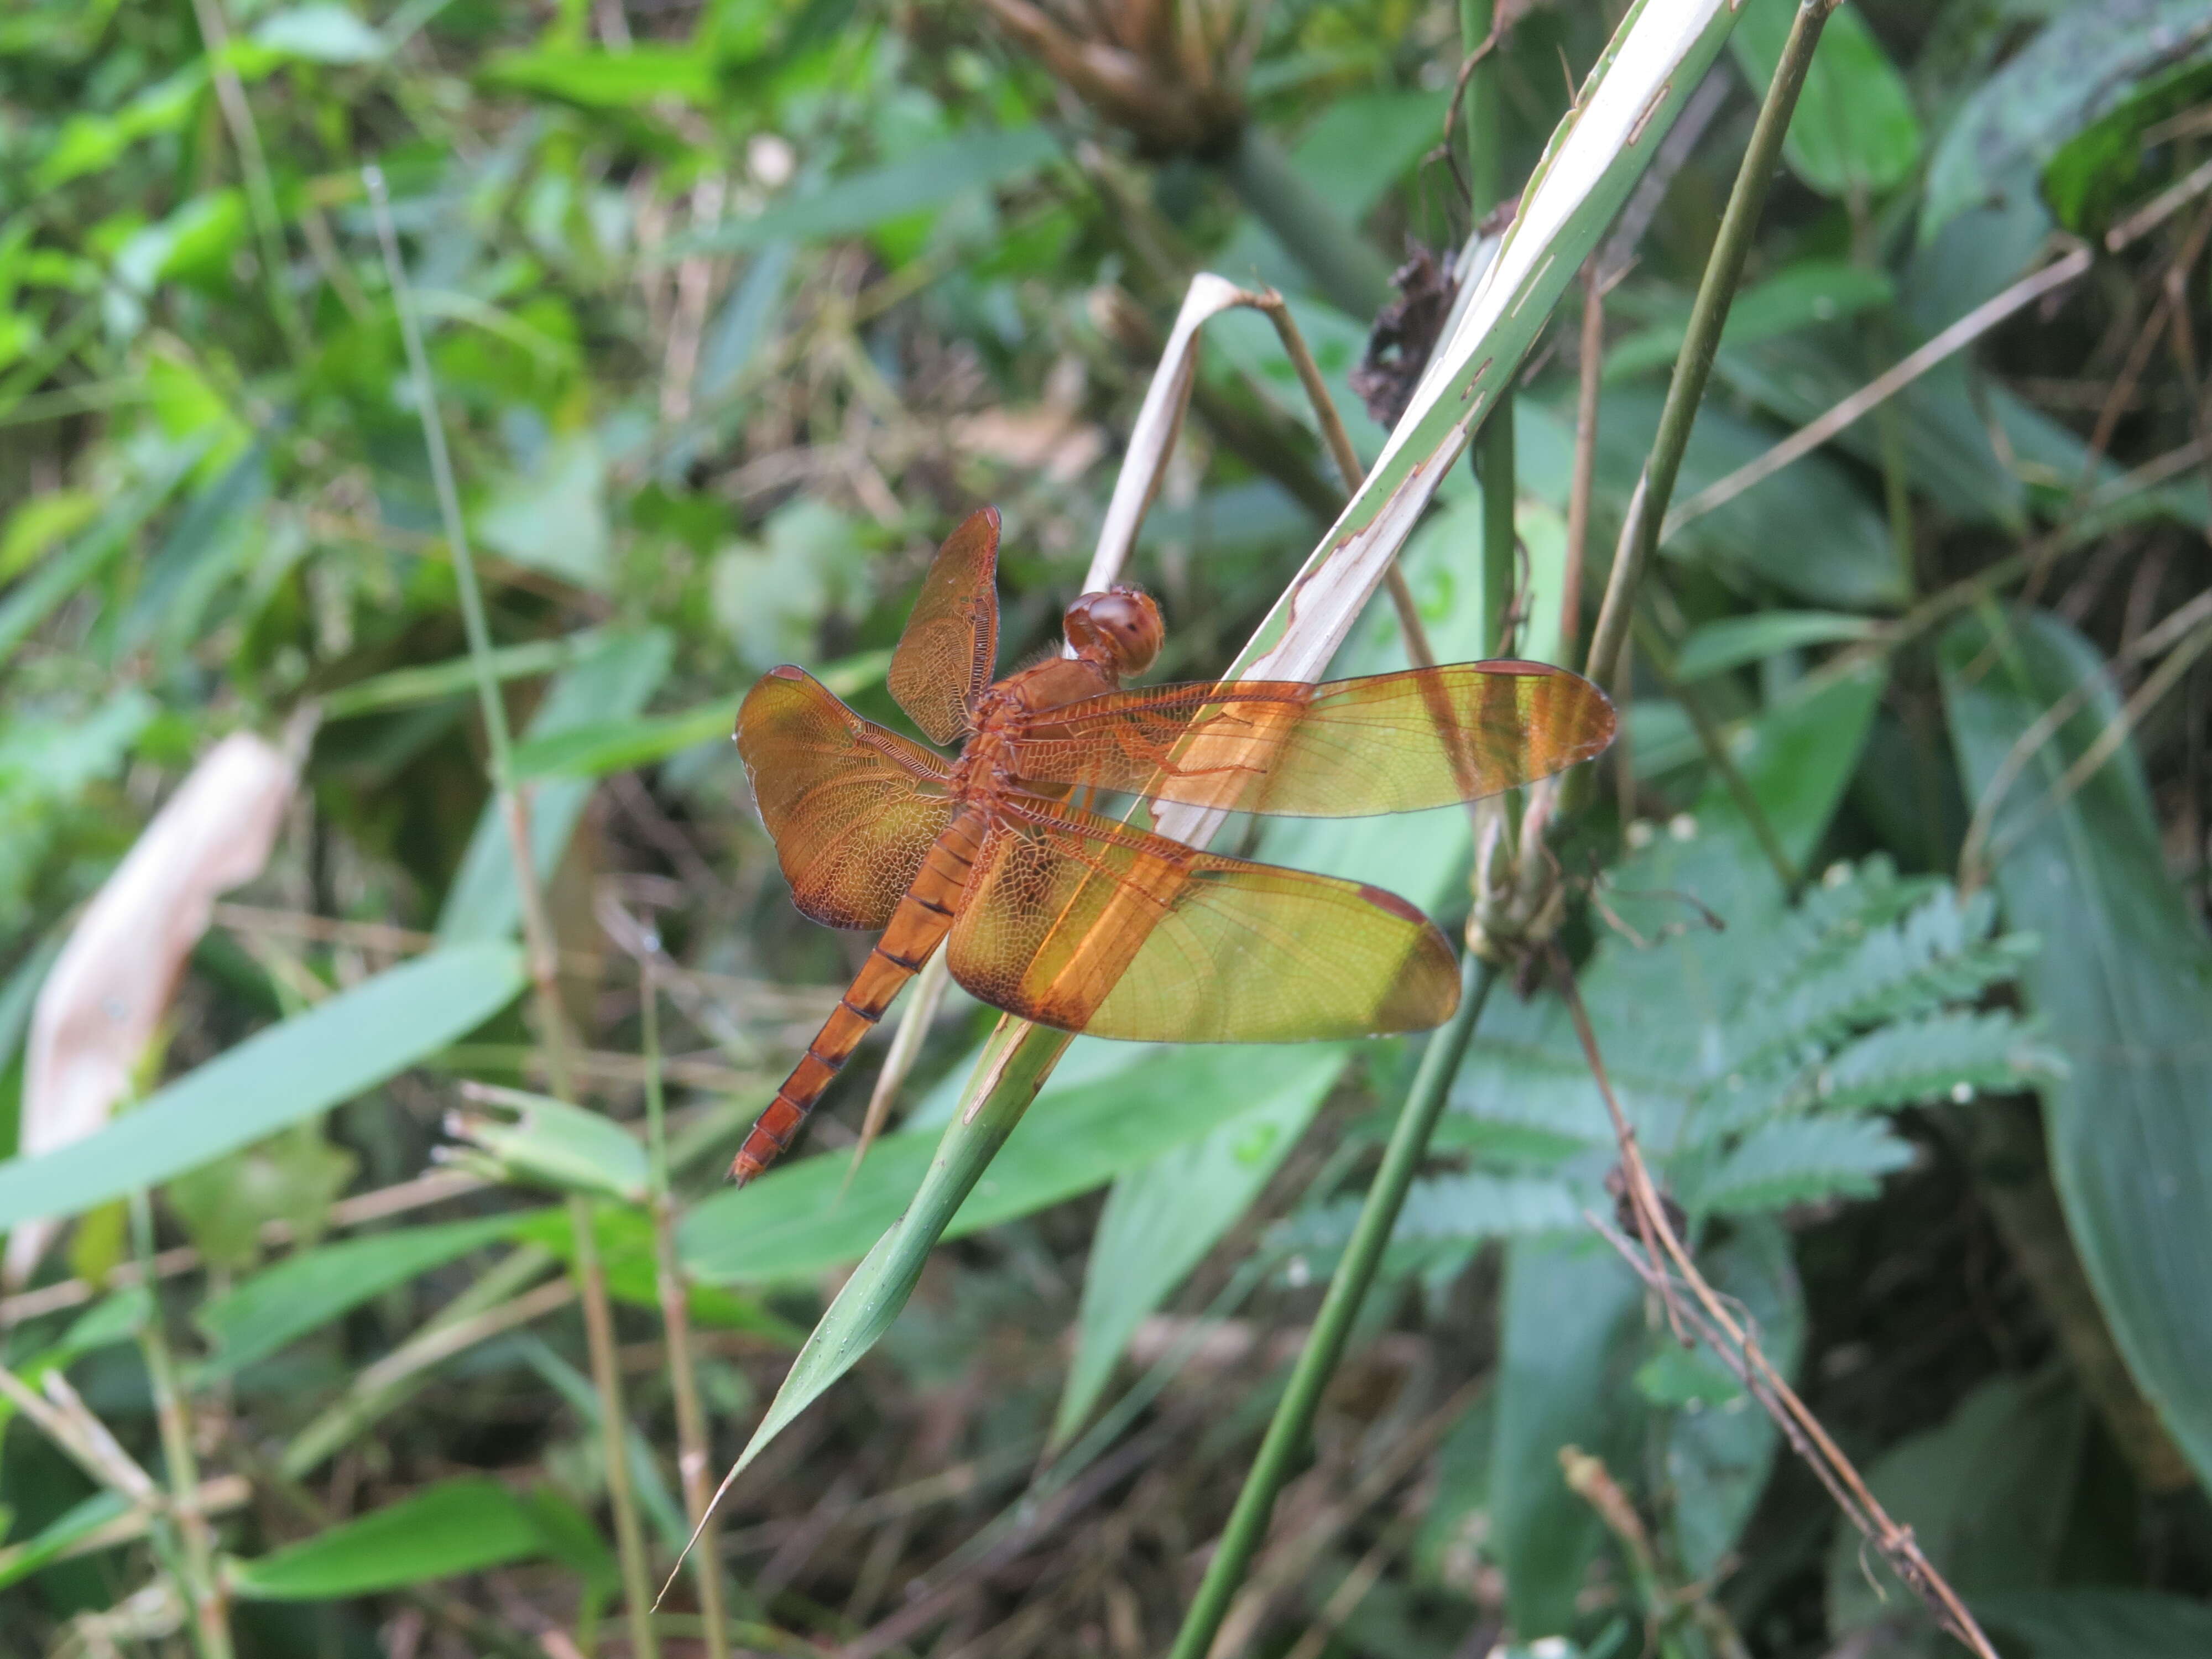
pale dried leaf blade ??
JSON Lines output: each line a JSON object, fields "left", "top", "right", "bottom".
{"left": 6, "top": 733, "right": 300, "bottom": 1287}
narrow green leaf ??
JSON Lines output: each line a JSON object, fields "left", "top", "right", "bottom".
{"left": 696, "top": 0, "right": 1750, "bottom": 1493}
{"left": 680, "top": 1046, "right": 1339, "bottom": 1286}
{"left": 1674, "top": 611, "right": 1879, "bottom": 680}
{"left": 320, "top": 630, "right": 611, "bottom": 719}
{"left": 0, "top": 441, "right": 200, "bottom": 663}
{"left": 0, "top": 945, "right": 526, "bottom": 1229}
{"left": 696, "top": 1020, "right": 1070, "bottom": 1497}
{"left": 437, "top": 630, "right": 670, "bottom": 941}
{"left": 225, "top": 1479, "right": 553, "bottom": 1599}
{"left": 478, "top": 44, "right": 714, "bottom": 109}
{"left": 194, "top": 1213, "right": 530, "bottom": 1378}
{"left": 0, "top": 1490, "right": 133, "bottom": 1592}
{"left": 666, "top": 127, "right": 1060, "bottom": 257}
{"left": 1939, "top": 607, "right": 2212, "bottom": 1488}
{"left": 1051, "top": 1050, "right": 1339, "bottom": 1444}
{"left": 507, "top": 648, "right": 889, "bottom": 780}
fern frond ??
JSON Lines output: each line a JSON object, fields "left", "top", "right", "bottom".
{"left": 1686, "top": 1117, "right": 1916, "bottom": 1216}
{"left": 1814, "top": 1011, "right": 2068, "bottom": 1113}
{"left": 1728, "top": 890, "right": 2033, "bottom": 1067}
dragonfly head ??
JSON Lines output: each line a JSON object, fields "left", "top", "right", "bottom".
{"left": 1063, "top": 585, "right": 1163, "bottom": 678}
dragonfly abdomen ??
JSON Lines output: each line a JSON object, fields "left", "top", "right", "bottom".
{"left": 729, "top": 808, "right": 985, "bottom": 1185}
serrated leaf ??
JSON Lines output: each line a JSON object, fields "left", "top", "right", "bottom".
{"left": 1818, "top": 1010, "right": 2064, "bottom": 1113}
{"left": 1691, "top": 1115, "right": 1915, "bottom": 1216}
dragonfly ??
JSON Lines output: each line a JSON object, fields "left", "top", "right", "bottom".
{"left": 729, "top": 507, "right": 1616, "bottom": 1184}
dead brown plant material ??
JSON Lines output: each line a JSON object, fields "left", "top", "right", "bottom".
{"left": 7, "top": 724, "right": 305, "bottom": 1288}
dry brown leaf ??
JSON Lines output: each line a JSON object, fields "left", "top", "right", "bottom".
{"left": 6, "top": 728, "right": 304, "bottom": 1287}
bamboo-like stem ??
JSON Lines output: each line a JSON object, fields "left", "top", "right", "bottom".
{"left": 643, "top": 956, "right": 732, "bottom": 1659}
{"left": 1217, "top": 128, "right": 1394, "bottom": 319}
{"left": 1166, "top": 956, "right": 1497, "bottom": 1659}
{"left": 367, "top": 166, "right": 659, "bottom": 1659}
{"left": 130, "top": 1192, "right": 233, "bottom": 1659}
{"left": 1585, "top": 0, "right": 1841, "bottom": 689}
{"left": 571, "top": 1192, "right": 662, "bottom": 1658}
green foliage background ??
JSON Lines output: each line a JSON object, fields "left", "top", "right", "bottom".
{"left": 2, "top": 1, "right": 2210, "bottom": 1655}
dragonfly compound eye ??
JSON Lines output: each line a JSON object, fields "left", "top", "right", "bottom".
{"left": 1065, "top": 586, "right": 1163, "bottom": 675}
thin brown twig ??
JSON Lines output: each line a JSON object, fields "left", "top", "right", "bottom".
{"left": 1552, "top": 956, "right": 2001, "bottom": 1658}
{"left": 1665, "top": 243, "right": 2094, "bottom": 539}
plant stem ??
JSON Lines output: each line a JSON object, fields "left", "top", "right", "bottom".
{"left": 187, "top": 0, "right": 310, "bottom": 364}
{"left": 1632, "top": 611, "right": 1801, "bottom": 893}
{"left": 368, "top": 166, "right": 659, "bottom": 1659}
{"left": 1586, "top": 0, "right": 1840, "bottom": 688}
{"left": 644, "top": 957, "right": 732, "bottom": 1658}
{"left": 571, "top": 1193, "right": 664, "bottom": 1659}
{"left": 1217, "top": 128, "right": 1394, "bottom": 319}
{"left": 1167, "top": 954, "right": 1497, "bottom": 1659}
{"left": 130, "top": 1193, "right": 233, "bottom": 1659}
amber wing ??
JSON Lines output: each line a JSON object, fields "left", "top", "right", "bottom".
{"left": 887, "top": 506, "right": 1001, "bottom": 745}
{"left": 736, "top": 666, "right": 953, "bottom": 930}
{"left": 997, "top": 662, "right": 1615, "bottom": 817}
{"left": 945, "top": 795, "right": 1459, "bottom": 1043}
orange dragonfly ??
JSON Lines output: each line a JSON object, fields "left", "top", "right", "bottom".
{"left": 730, "top": 507, "right": 1615, "bottom": 1184}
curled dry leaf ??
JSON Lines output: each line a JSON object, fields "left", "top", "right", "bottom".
{"left": 5, "top": 729, "right": 302, "bottom": 1287}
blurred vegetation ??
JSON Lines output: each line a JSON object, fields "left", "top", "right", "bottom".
{"left": 2, "top": 0, "right": 2212, "bottom": 1656}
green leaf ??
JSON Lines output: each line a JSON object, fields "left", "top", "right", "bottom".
{"left": 1667, "top": 1220, "right": 1803, "bottom": 1579}
{"left": 1674, "top": 611, "right": 1880, "bottom": 680}
{"left": 1051, "top": 1050, "right": 1340, "bottom": 1443}
{"left": 2041, "top": 56, "right": 2212, "bottom": 235}
{"left": 474, "top": 434, "right": 611, "bottom": 592}
{"left": 320, "top": 630, "right": 611, "bottom": 720}
{"left": 436, "top": 631, "right": 671, "bottom": 941}
{"left": 478, "top": 44, "right": 714, "bottom": 110}
{"left": 0, "top": 1490, "right": 133, "bottom": 1592}
{"left": 1921, "top": 0, "right": 2212, "bottom": 243}
{"left": 680, "top": 1045, "right": 1344, "bottom": 1286}
{"left": 1689, "top": 1114, "right": 1916, "bottom": 1215}
{"left": 1826, "top": 1369, "right": 2086, "bottom": 1635}
{"left": 167, "top": 1120, "right": 358, "bottom": 1271}
{"left": 1728, "top": 0, "right": 1921, "bottom": 196}
{"left": 1939, "top": 607, "right": 2212, "bottom": 1488}
{"left": 1977, "top": 1589, "right": 2212, "bottom": 1658}
{"left": 194, "top": 1213, "right": 529, "bottom": 1378}
{"left": 0, "top": 443, "right": 201, "bottom": 664}
{"left": 667, "top": 127, "right": 1060, "bottom": 257}
{"left": 505, "top": 649, "right": 888, "bottom": 780}
{"left": 0, "top": 946, "right": 525, "bottom": 1230}
{"left": 225, "top": 1479, "right": 560, "bottom": 1599}
{"left": 1605, "top": 259, "right": 1894, "bottom": 382}
{"left": 1588, "top": 389, "right": 1906, "bottom": 609}
{"left": 445, "top": 1086, "right": 649, "bottom": 1202}
{"left": 1491, "top": 1236, "right": 1644, "bottom": 1637}
{"left": 693, "top": 1020, "right": 1071, "bottom": 1500}
{"left": 251, "top": 4, "right": 388, "bottom": 64}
